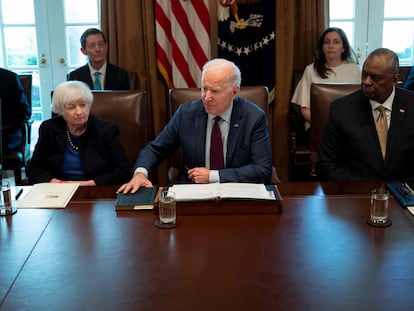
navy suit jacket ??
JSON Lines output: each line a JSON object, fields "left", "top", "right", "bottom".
{"left": 403, "top": 66, "right": 414, "bottom": 92}
{"left": 27, "top": 115, "right": 131, "bottom": 185}
{"left": 68, "top": 63, "right": 130, "bottom": 90}
{"left": 135, "top": 97, "right": 273, "bottom": 183}
{"left": 316, "top": 87, "right": 414, "bottom": 181}
{"left": 0, "top": 68, "right": 31, "bottom": 150}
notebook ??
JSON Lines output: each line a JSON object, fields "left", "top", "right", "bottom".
{"left": 115, "top": 186, "right": 159, "bottom": 211}
{"left": 16, "top": 183, "right": 80, "bottom": 209}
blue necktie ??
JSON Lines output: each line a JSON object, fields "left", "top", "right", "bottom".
{"left": 94, "top": 72, "right": 102, "bottom": 90}
{"left": 210, "top": 116, "right": 224, "bottom": 169}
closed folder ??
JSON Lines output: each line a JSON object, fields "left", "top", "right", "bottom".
{"left": 115, "top": 186, "right": 159, "bottom": 211}
{"left": 386, "top": 182, "right": 414, "bottom": 207}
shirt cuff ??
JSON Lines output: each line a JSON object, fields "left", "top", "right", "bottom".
{"left": 134, "top": 167, "right": 148, "bottom": 177}
{"left": 209, "top": 170, "right": 220, "bottom": 183}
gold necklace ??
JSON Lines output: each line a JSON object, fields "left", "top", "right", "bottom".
{"left": 66, "top": 127, "right": 80, "bottom": 151}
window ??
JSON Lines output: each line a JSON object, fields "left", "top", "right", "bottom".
{"left": 0, "top": 0, "right": 100, "bottom": 122}
{"left": 330, "top": 0, "right": 414, "bottom": 66}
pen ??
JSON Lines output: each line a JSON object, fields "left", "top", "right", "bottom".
{"left": 15, "top": 188, "right": 23, "bottom": 200}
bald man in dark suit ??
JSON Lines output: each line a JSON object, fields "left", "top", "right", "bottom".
{"left": 316, "top": 48, "right": 414, "bottom": 181}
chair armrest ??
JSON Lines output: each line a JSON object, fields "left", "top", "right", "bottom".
{"left": 168, "top": 167, "right": 181, "bottom": 184}
{"left": 21, "top": 117, "right": 34, "bottom": 145}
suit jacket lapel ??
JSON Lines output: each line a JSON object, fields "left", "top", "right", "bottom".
{"left": 195, "top": 105, "right": 208, "bottom": 165}
{"left": 226, "top": 98, "right": 242, "bottom": 162}
{"left": 104, "top": 64, "right": 113, "bottom": 89}
{"left": 356, "top": 94, "right": 384, "bottom": 163}
{"left": 386, "top": 89, "right": 406, "bottom": 164}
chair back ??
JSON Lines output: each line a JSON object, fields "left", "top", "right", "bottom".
{"left": 168, "top": 86, "right": 280, "bottom": 183}
{"left": 310, "top": 83, "right": 361, "bottom": 175}
{"left": 128, "top": 72, "right": 139, "bottom": 90}
{"left": 90, "top": 90, "right": 148, "bottom": 166}
{"left": 18, "top": 74, "right": 32, "bottom": 107}
{"left": 169, "top": 86, "right": 269, "bottom": 113}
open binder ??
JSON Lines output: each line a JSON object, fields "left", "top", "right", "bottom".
{"left": 155, "top": 183, "right": 283, "bottom": 215}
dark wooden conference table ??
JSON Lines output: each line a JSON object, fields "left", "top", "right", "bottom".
{"left": 1, "top": 182, "right": 414, "bottom": 310}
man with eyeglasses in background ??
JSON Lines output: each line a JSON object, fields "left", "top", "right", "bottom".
{"left": 68, "top": 28, "right": 130, "bottom": 90}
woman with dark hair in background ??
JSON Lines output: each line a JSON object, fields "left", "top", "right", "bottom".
{"left": 292, "top": 27, "right": 361, "bottom": 135}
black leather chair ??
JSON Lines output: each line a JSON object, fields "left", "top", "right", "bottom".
{"left": 89, "top": 90, "right": 149, "bottom": 166}
{"left": 168, "top": 86, "right": 281, "bottom": 184}
{"left": 2, "top": 74, "right": 34, "bottom": 185}
{"left": 309, "top": 83, "right": 361, "bottom": 178}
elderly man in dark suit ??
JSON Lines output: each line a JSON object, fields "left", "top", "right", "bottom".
{"left": 68, "top": 28, "right": 130, "bottom": 90}
{"left": 118, "top": 58, "right": 273, "bottom": 194}
{"left": 0, "top": 68, "right": 31, "bottom": 151}
{"left": 316, "top": 48, "right": 414, "bottom": 181}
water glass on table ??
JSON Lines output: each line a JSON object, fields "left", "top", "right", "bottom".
{"left": 368, "top": 188, "right": 390, "bottom": 227}
{"left": 156, "top": 190, "right": 178, "bottom": 228}
{"left": 0, "top": 180, "right": 14, "bottom": 216}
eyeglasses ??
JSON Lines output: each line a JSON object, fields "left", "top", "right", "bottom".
{"left": 86, "top": 42, "right": 106, "bottom": 49}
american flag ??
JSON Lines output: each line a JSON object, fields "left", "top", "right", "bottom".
{"left": 155, "top": 0, "right": 210, "bottom": 88}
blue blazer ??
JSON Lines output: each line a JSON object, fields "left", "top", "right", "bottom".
{"left": 68, "top": 63, "right": 130, "bottom": 90}
{"left": 135, "top": 97, "right": 273, "bottom": 183}
{"left": 316, "top": 87, "right": 414, "bottom": 181}
{"left": 403, "top": 66, "right": 414, "bottom": 92}
{"left": 27, "top": 115, "right": 131, "bottom": 185}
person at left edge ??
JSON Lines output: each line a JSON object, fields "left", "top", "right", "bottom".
{"left": 117, "top": 58, "right": 273, "bottom": 194}
{"left": 0, "top": 68, "right": 31, "bottom": 152}
{"left": 27, "top": 81, "right": 131, "bottom": 186}
{"left": 67, "top": 28, "right": 130, "bottom": 90}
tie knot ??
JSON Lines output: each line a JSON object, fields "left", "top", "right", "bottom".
{"left": 214, "top": 116, "right": 222, "bottom": 125}
{"left": 94, "top": 71, "right": 101, "bottom": 78}
{"left": 376, "top": 105, "right": 386, "bottom": 113}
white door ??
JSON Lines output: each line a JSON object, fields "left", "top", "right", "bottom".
{"left": 0, "top": 0, "right": 100, "bottom": 122}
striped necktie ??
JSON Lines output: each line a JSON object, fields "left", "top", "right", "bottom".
{"left": 375, "top": 105, "right": 388, "bottom": 159}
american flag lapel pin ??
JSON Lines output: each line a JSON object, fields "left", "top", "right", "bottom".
{"left": 400, "top": 108, "right": 405, "bottom": 113}
{"left": 234, "top": 123, "right": 239, "bottom": 128}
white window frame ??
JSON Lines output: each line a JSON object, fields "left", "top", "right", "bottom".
{"left": 330, "top": 0, "right": 414, "bottom": 66}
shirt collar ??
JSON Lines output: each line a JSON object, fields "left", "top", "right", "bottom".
{"left": 88, "top": 61, "right": 107, "bottom": 75}
{"left": 208, "top": 101, "right": 234, "bottom": 123}
{"left": 370, "top": 86, "right": 395, "bottom": 111}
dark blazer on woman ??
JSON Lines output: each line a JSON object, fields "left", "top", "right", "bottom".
{"left": 316, "top": 87, "right": 414, "bottom": 181}
{"left": 27, "top": 115, "right": 131, "bottom": 185}
{"left": 67, "top": 63, "right": 130, "bottom": 90}
{"left": 135, "top": 97, "right": 273, "bottom": 183}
